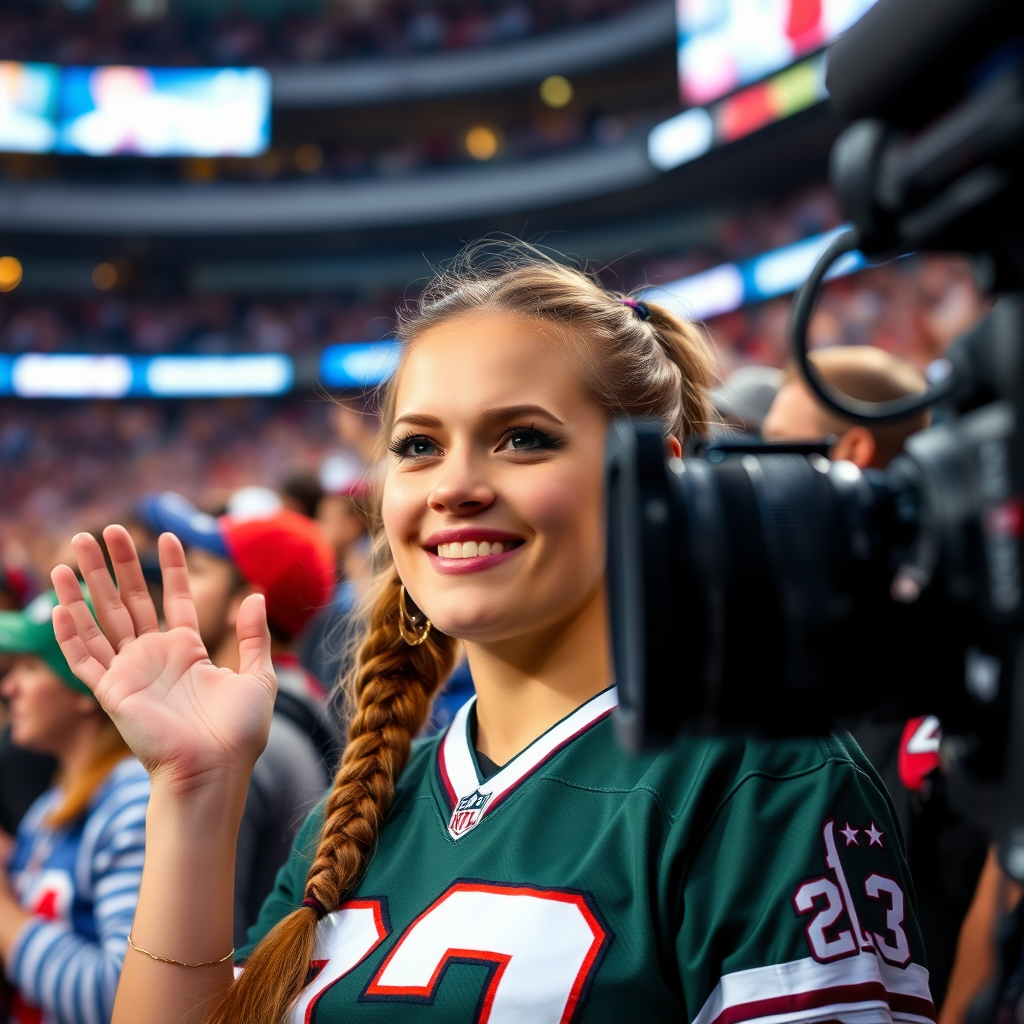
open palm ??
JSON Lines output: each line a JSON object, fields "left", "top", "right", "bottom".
{"left": 51, "top": 527, "right": 276, "bottom": 793}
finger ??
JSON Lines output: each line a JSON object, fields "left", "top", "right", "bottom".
{"left": 51, "top": 563, "right": 117, "bottom": 669}
{"left": 102, "top": 525, "right": 160, "bottom": 636}
{"left": 236, "top": 593, "right": 276, "bottom": 691}
{"left": 157, "top": 533, "right": 201, "bottom": 633}
{"left": 51, "top": 603, "right": 108, "bottom": 693}
{"left": 71, "top": 531, "right": 138, "bottom": 652}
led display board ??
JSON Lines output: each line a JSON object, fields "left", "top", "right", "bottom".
{"left": 0, "top": 63, "right": 270, "bottom": 157}
{"left": 0, "top": 61, "right": 60, "bottom": 153}
{"left": 677, "top": 0, "right": 878, "bottom": 105}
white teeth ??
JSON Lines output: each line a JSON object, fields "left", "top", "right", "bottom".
{"left": 437, "top": 539, "right": 511, "bottom": 558}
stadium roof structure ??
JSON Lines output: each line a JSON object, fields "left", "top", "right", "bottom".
{"left": 271, "top": 2, "right": 673, "bottom": 108}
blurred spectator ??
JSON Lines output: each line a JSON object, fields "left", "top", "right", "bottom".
{"left": 0, "top": 0, "right": 633, "bottom": 67}
{"left": 710, "top": 365, "right": 784, "bottom": 436}
{"left": 138, "top": 494, "right": 337, "bottom": 945}
{"left": 762, "top": 345, "right": 930, "bottom": 467}
{"left": 941, "top": 848, "right": 1022, "bottom": 1024}
{"left": 299, "top": 451, "right": 372, "bottom": 691}
{"left": 761, "top": 345, "right": 989, "bottom": 1004}
{"left": 0, "top": 586, "right": 149, "bottom": 1024}
{"left": 279, "top": 467, "right": 324, "bottom": 521}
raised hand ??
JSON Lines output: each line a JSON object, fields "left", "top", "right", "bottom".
{"left": 51, "top": 526, "right": 276, "bottom": 795}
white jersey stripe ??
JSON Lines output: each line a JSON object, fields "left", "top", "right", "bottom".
{"left": 691, "top": 954, "right": 934, "bottom": 1024}
{"left": 438, "top": 687, "right": 618, "bottom": 840}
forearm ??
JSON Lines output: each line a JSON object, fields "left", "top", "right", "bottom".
{"left": 114, "top": 779, "right": 248, "bottom": 1024}
{"left": 0, "top": 897, "right": 32, "bottom": 963}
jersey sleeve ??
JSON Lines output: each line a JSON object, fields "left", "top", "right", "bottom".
{"left": 675, "top": 736, "right": 935, "bottom": 1024}
{"left": 236, "top": 798, "right": 326, "bottom": 963}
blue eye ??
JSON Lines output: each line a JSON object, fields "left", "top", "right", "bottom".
{"left": 389, "top": 435, "right": 439, "bottom": 459}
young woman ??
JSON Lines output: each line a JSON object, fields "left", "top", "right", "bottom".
{"left": 0, "top": 587, "right": 149, "bottom": 1024}
{"left": 50, "top": 247, "right": 934, "bottom": 1024}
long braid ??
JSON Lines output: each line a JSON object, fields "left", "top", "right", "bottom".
{"left": 304, "top": 573, "right": 457, "bottom": 912}
{"left": 205, "top": 573, "right": 458, "bottom": 1024}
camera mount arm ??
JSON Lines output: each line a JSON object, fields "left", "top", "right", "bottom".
{"left": 788, "top": 227, "right": 960, "bottom": 424}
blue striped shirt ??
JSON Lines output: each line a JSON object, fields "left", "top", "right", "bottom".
{"left": 5, "top": 757, "right": 150, "bottom": 1024}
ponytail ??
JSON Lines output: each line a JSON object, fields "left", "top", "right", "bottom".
{"left": 639, "top": 299, "right": 716, "bottom": 443}
{"left": 206, "top": 573, "right": 458, "bottom": 1024}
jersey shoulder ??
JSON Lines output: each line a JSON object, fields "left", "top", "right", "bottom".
{"left": 540, "top": 716, "right": 873, "bottom": 827}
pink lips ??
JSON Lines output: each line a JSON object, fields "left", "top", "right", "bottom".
{"left": 422, "top": 528, "right": 525, "bottom": 576}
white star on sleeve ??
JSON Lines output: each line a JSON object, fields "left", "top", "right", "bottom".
{"left": 865, "top": 822, "right": 884, "bottom": 847}
{"left": 840, "top": 822, "right": 860, "bottom": 846}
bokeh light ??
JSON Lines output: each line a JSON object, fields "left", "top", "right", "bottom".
{"left": 540, "top": 75, "right": 573, "bottom": 108}
{"left": 294, "top": 143, "right": 324, "bottom": 173}
{"left": 0, "top": 256, "right": 23, "bottom": 292}
{"left": 92, "top": 262, "right": 118, "bottom": 291}
{"left": 465, "top": 126, "right": 499, "bottom": 160}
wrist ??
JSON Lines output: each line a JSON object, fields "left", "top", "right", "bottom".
{"left": 146, "top": 774, "right": 249, "bottom": 844}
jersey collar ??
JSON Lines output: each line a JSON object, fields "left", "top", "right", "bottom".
{"left": 436, "top": 686, "right": 617, "bottom": 841}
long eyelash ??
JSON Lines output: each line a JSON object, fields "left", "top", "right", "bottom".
{"left": 504, "top": 423, "right": 565, "bottom": 450}
{"left": 388, "top": 432, "right": 429, "bottom": 456}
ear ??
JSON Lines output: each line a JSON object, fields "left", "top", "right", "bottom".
{"left": 666, "top": 436, "right": 682, "bottom": 459}
{"left": 226, "top": 583, "right": 260, "bottom": 630}
{"left": 831, "top": 426, "right": 877, "bottom": 470}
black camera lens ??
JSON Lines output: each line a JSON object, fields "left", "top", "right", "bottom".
{"left": 606, "top": 420, "right": 919, "bottom": 749}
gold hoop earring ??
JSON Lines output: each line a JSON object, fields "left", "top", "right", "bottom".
{"left": 398, "top": 585, "right": 432, "bottom": 646}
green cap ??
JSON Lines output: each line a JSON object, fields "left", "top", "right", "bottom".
{"left": 0, "top": 585, "right": 94, "bottom": 696}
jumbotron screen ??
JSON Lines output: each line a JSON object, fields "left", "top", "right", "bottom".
{"left": 677, "top": 0, "right": 878, "bottom": 106}
{"left": 0, "top": 61, "right": 270, "bottom": 157}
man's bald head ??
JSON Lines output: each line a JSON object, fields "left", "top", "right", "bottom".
{"left": 762, "top": 346, "right": 929, "bottom": 468}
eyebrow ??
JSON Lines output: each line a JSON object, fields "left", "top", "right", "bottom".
{"left": 391, "top": 404, "right": 565, "bottom": 432}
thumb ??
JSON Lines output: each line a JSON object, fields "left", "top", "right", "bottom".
{"left": 236, "top": 593, "right": 276, "bottom": 693}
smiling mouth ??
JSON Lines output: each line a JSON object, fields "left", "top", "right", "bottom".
{"left": 429, "top": 539, "right": 524, "bottom": 559}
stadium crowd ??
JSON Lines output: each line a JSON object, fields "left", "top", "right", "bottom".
{"left": 0, "top": 197, "right": 999, "bottom": 1024}
{"left": 0, "top": 249, "right": 1000, "bottom": 1024}
{"left": 0, "top": 0, "right": 637, "bottom": 66}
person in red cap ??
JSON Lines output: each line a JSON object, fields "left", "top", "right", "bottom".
{"left": 138, "top": 492, "right": 338, "bottom": 946}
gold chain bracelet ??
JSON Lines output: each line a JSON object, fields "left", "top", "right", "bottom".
{"left": 127, "top": 932, "right": 234, "bottom": 968}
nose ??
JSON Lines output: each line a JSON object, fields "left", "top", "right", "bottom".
{"left": 426, "top": 447, "right": 496, "bottom": 516}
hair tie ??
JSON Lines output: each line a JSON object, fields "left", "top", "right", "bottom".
{"left": 302, "top": 896, "right": 328, "bottom": 918}
{"left": 620, "top": 297, "right": 651, "bottom": 321}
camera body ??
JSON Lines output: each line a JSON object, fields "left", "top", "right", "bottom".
{"left": 605, "top": 0, "right": 1024, "bottom": 855}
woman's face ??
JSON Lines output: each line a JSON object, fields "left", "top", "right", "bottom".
{"left": 382, "top": 311, "right": 609, "bottom": 644}
{"left": 0, "top": 655, "right": 94, "bottom": 754}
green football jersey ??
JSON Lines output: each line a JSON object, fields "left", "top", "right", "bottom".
{"left": 241, "top": 687, "right": 935, "bottom": 1024}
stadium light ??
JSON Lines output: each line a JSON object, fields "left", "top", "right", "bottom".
{"left": 145, "top": 355, "right": 294, "bottom": 397}
{"left": 0, "top": 256, "right": 23, "bottom": 292}
{"left": 11, "top": 354, "right": 134, "bottom": 398}
{"left": 320, "top": 342, "right": 402, "bottom": 389}
{"left": 642, "top": 226, "right": 867, "bottom": 319}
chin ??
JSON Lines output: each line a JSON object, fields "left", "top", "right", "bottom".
{"left": 430, "top": 605, "right": 525, "bottom": 644}
{"left": 9, "top": 726, "right": 45, "bottom": 752}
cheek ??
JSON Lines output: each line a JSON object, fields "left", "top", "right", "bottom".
{"left": 518, "top": 455, "right": 605, "bottom": 555}
{"left": 381, "top": 478, "right": 422, "bottom": 559}
{"left": 20, "top": 678, "right": 70, "bottom": 725}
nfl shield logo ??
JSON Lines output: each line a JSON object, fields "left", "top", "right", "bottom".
{"left": 448, "top": 789, "right": 491, "bottom": 839}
